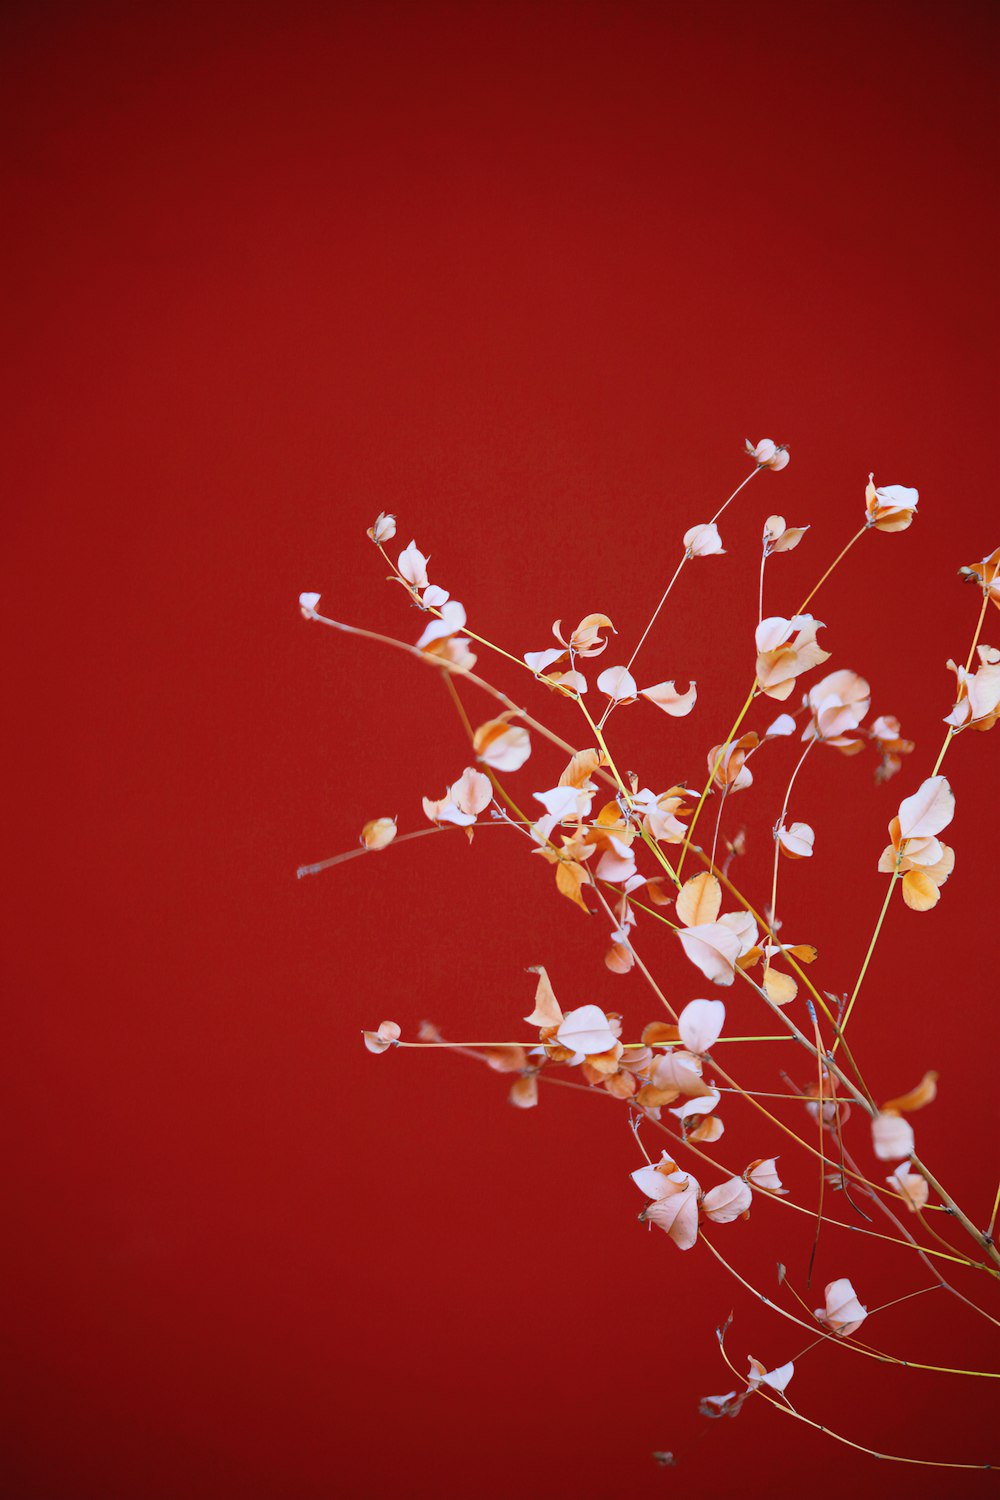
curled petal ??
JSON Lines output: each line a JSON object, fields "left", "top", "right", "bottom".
{"left": 298, "top": 591, "right": 321, "bottom": 616}
{"left": 367, "top": 512, "right": 397, "bottom": 545}
{"left": 523, "top": 967, "right": 563, "bottom": 1028}
{"left": 473, "top": 718, "right": 532, "bottom": 771}
{"left": 363, "top": 1020, "right": 401, "bottom": 1054}
{"left": 746, "top": 1158, "right": 786, "bottom": 1194}
{"left": 866, "top": 475, "right": 918, "bottom": 532}
{"left": 778, "top": 822, "right": 815, "bottom": 859}
{"left": 748, "top": 1357, "right": 794, "bottom": 1393}
{"left": 640, "top": 680, "right": 697, "bottom": 716}
{"left": 524, "top": 647, "right": 565, "bottom": 674}
{"left": 882, "top": 1071, "right": 938, "bottom": 1115}
{"left": 643, "top": 1184, "right": 701, "bottom": 1250}
{"left": 684, "top": 522, "right": 725, "bottom": 556}
{"left": 816, "top": 1278, "right": 867, "bottom": 1336}
{"left": 701, "top": 1176, "right": 752, "bottom": 1223}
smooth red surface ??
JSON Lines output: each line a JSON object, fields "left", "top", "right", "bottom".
{"left": 5, "top": 2, "right": 999, "bottom": 1496}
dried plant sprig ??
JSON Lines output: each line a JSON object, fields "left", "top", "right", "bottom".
{"left": 298, "top": 440, "right": 1000, "bottom": 1471}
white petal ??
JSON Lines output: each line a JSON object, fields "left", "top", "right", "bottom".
{"left": 678, "top": 999, "right": 725, "bottom": 1054}
{"left": 597, "top": 665, "right": 638, "bottom": 702}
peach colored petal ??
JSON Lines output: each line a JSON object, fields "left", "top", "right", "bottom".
{"left": 777, "top": 821, "right": 814, "bottom": 859}
{"left": 702, "top": 1176, "right": 752, "bottom": 1223}
{"left": 676, "top": 872, "right": 722, "bottom": 927}
{"left": 640, "top": 680, "right": 698, "bottom": 716}
{"left": 677, "top": 922, "right": 741, "bottom": 986}
{"left": 523, "top": 968, "right": 563, "bottom": 1029}
{"left": 882, "top": 1071, "right": 938, "bottom": 1114}
{"left": 871, "top": 1110, "right": 915, "bottom": 1161}
{"left": 816, "top": 1278, "right": 867, "bottom": 1336}
{"left": 360, "top": 816, "right": 398, "bottom": 851}
{"left": 363, "top": 1020, "right": 401, "bottom": 1054}
{"left": 509, "top": 1075, "right": 539, "bottom": 1109}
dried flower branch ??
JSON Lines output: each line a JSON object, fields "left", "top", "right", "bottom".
{"left": 297, "top": 437, "right": 999, "bottom": 1473}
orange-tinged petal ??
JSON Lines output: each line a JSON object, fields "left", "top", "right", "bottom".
{"left": 902, "top": 869, "right": 940, "bottom": 910}
{"left": 676, "top": 872, "right": 723, "bottom": 927}
{"left": 360, "top": 816, "right": 398, "bottom": 851}
{"left": 701, "top": 1176, "right": 752, "bottom": 1223}
{"left": 523, "top": 967, "right": 563, "bottom": 1028}
{"left": 882, "top": 1071, "right": 938, "bottom": 1114}
{"left": 509, "top": 1075, "right": 539, "bottom": 1109}
{"left": 762, "top": 967, "right": 797, "bottom": 1005}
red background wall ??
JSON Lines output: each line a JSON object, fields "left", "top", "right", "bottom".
{"left": 4, "top": 2, "right": 998, "bottom": 1496}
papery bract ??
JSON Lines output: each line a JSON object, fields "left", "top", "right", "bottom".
{"left": 597, "top": 665, "right": 638, "bottom": 703}
{"left": 367, "top": 511, "right": 397, "bottom": 545}
{"left": 554, "top": 1004, "right": 620, "bottom": 1063}
{"left": 777, "top": 822, "right": 814, "bottom": 859}
{"left": 755, "top": 615, "right": 831, "bottom": 700}
{"left": 707, "top": 733, "right": 758, "bottom": 791}
{"left": 804, "top": 668, "right": 870, "bottom": 747}
{"left": 886, "top": 1163, "right": 929, "bottom": 1212}
{"left": 553, "top": 613, "right": 616, "bottom": 657}
{"left": 959, "top": 546, "right": 1000, "bottom": 607}
{"left": 642, "top": 1182, "right": 701, "bottom": 1250}
{"left": 473, "top": 717, "right": 532, "bottom": 771}
{"left": 678, "top": 998, "right": 725, "bottom": 1055}
{"left": 815, "top": 1278, "right": 868, "bottom": 1336}
{"left": 684, "top": 522, "right": 725, "bottom": 556}
{"left": 897, "top": 776, "right": 955, "bottom": 839}
{"left": 871, "top": 1110, "right": 915, "bottom": 1161}
{"left": 746, "top": 1158, "right": 787, "bottom": 1194}
{"left": 865, "top": 475, "right": 918, "bottom": 532}
{"left": 763, "top": 514, "right": 806, "bottom": 552}
{"left": 360, "top": 817, "right": 397, "bottom": 850}
{"left": 523, "top": 967, "right": 562, "bottom": 1028}
{"left": 882, "top": 1071, "right": 938, "bottom": 1114}
{"left": 509, "top": 1075, "right": 539, "bottom": 1109}
{"left": 398, "top": 539, "right": 430, "bottom": 588}
{"left": 747, "top": 1357, "right": 795, "bottom": 1393}
{"left": 701, "top": 1176, "right": 752, "bottom": 1223}
{"left": 676, "top": 872, "right": 722, "bottom": 927}
{"left": 746, "top": 437, "right": 790, "bottom": 471}
{"left": 416, "top": 599, "right": 467, "bottom": 650}
{"left": 363, "top": 1020, "right": 401, "bottom": 1054}
{"left": 677, "top": 922, "right": 741, "bottom": 986}
{"left": 945, "top": 646, "right": 1000, "bottom": 731}
{"left": 640, "top": 680, "right": 697, "bottom": 716}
